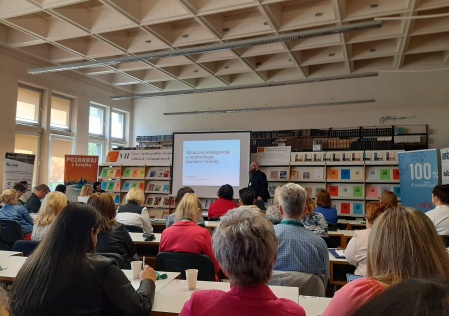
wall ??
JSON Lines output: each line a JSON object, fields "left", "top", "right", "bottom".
{"left": 0, "top": 47, "right": 133, "bottom": 187}
{"left": 133, "top": 70, "right": 449, "bottom": 149}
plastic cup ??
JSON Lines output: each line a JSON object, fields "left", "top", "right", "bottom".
{"left": 131, "top": 261, "right": 142, "bottom": 279}
{"left": 186, "top": 269, "right": 198, "bottom": 290}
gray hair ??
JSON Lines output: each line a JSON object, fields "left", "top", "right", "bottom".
{"left": 278, "top": 183, "right": 307, "bottom": 217}
{"left": 213, "top": 207, "right": 278, "bottom": 286}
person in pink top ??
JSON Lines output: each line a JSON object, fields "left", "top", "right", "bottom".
{"left": 159, "top": 193, "right": 220, "bottom": 276}
{"left": 323, "top": 206, "right": 449, "bottom": 316}
{"left": 180, "top": 208, "right": 306, "bottom": 316}
{"left": 208, "top": 184, "right": 238, "bottom": 219}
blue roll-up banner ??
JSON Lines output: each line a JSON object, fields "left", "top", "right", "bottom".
{"left": 398, "top": 149, "right": 439, "bottom": 213}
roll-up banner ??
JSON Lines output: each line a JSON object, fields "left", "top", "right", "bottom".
{"left": 3, "top": 153, "right": 35, "bottom": 192}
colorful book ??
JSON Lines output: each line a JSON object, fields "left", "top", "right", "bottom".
{"left": 394, "top": 186, "right": 401, "bottom": 198}
{"left": 122, "top": 182, "right": 131, "bottom": 191}
{"left": 123, "top": 168, "right": 132, "bottom": 178}
{"left": 163, "top": 184, "right": 169, "bottom": 192}
{"left": 101, "top": 181, "right": 109, "bottom": 191}
{"left": 131, "top": 169, "right": 139, "bottom": 178}
{"left": 353, "top": 203, "right": 363, "bottom": 215}
{"left": 113, "top": 195, "right": 121, "bottom": 204}
{"left": 329, "top": 186, "right": 339, "bottom": 197}
{"left": 290, "top": 170, "right": 299, "bottom": 181}
{"left": 380, "top": 169, "right": 391, "bottom": 180}
{"left": 340, "top": 169, "right": 350, "bottom": 180}
{"left": 147, "top": 183, "right": 155, "bottom": 191}
{"left": 270, "top": 171, "right": 278, "bottom": 179}
{"left": 149, "top": 170, "right": 156, "bottom": 178}
{"left": 146, "top": 197, "right": 154, "bottom": 205}
{"left": 393, "top": 169, "right": 400, "bottom": 180}
{"left": 113, "top": 182, "right": 121, "bottom": 191}
{"left": 131, "top": 182, "right": 139, "bottom": 188}
{"left": 163, "top": 170, "right": 170, "bottom": 178}
{"left": 107, "top": 181, "right": 115, "bottom": 191}
{"left": 367, "top": 186, "right": 379, "bottom": 199}
{"left": 155, "top": 184, "right": 161, "bottom": 191}
{"left": 100, "top": 168, "right": 109, "bottom": 178}
{"left": 157, "top": 169, "right": 164, "bottom": 177}
{"left": 353, "top": 186, "right": 363, "bottom": 197}
{"left": 341, "top": 203, "right": 351, "bottom": 214}
{"left": 302, "top": 172, "right": 310, "bottom": 180}
{"left": 138, "top": 169, "right": 145, "bottom": 178}
{"left": 352, "top": 169, "right": 363, "bottom": 180}
{"left": 115, "top": 169, "right": 121, "bottom": 177}
{"left": 367, "top": 169, "right": 378, "bottom": 180}
{"left": 154, "top": 197, "right": 161, "bottom": 206}
{"left": 138, "top": 182, "right": 145, "bottom": 190}
{"left": 107, "top": 169, "right": 116, "bottom": 178}
{"left": 280, "top": 171, "right": 287, "bottom": 179}
{"left": 329, "top": 169, "right": 339, "bottom": 180}
{"left": 163, "top": 197, "right": 170, "bottom": 206}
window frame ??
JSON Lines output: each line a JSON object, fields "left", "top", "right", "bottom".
{"left": 50, "top": 93, "right": 72, "bottom": 132}
{"left": 89, "top": 103, "right": 106, "bottom": 137}
{"left": 16, "top": 84, "right": 43, "bottom": 127}
{"left": 110, "top": 109, "right": 126, "bottom": 142}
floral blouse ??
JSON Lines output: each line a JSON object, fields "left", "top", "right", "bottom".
{"left": 300, "top": 212, "right": 329, "bottom": 237}
{"left": 266, "top": 205, "right": 282, "bottom": 223}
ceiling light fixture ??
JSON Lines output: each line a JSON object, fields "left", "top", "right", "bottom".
{"left": 163, "top": 99, "right": 375, "bottom": 116}
{"left": 28, "top": 21, "right": 381, "bottom": 75}
{"left": 110, "top": 72, "right": 378, "bottom": 100}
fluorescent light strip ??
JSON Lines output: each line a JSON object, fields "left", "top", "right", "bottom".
{"left": 163, "top": 99, "right": 376, "bottom": 115}
{"left": 111, "top": 72, "right": 379, "bottom": 100}
{"left": 28, "top": 21, "right": 381, "bottom": 75}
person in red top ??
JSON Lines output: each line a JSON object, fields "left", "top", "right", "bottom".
{"left": 207, "top": 184, "right": 238, "bottom": 219}
{"left": 159, "top": 193, "right": 220, "bottom": 276}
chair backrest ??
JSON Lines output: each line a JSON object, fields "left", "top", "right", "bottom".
{"left": 0, "top": 220, "right": 24, "bottom": 249}
{"left": 12, "top": 240, "right": 40, "bottom": 256}
{"left": 440, "top": 235, "right": 449, "bottom": 247}
{"left": 124, "top": 224, "right": 144, "bottom": 233}
{"left": 156, "top": 252, "right": 215, "bottom": 281}
{"left": 97, "top": 252, "right": 127, "bottom": 269}
{"left": 269, "top": 271, "right": 326, "bottom": 297}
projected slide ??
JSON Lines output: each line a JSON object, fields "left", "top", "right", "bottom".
{"left": 183, "top": 140, "right": 240, "bottom": 186}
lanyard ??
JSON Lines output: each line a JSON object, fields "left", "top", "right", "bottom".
{"left": 279, "top": 220, "right": 304, "bottom": 228}
{"left": 181, "top": 217, "right": 194, "bottom": 222}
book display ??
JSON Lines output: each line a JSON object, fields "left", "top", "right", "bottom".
{"left": 260, "top": 150, "right": 404, "bottom": 217}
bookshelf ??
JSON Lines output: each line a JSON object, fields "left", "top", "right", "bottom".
{"left": 261, "top": 150, "right": 404, "bottom": 217}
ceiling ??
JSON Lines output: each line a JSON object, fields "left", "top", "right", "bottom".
{"left": 1, "top": 0, "right": 449, "bottom": 98}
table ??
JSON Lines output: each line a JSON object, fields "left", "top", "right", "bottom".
{"left": 337, "top": 219, "right": 366, "bottom": 230}
{"left": 0, "top": 256, "right": 28, "bottom": 282}
{"left": 328, "top": 249, "right": 355, "bottom": 289}
{"left": 151, "top": 280, "right": 299, "bottom": 316}
{"left": 149, "top": 220, "right": 220, "bottom": 234}
{"left": 130, "top": 233, "right": 162, "bottom": 245}
{"left": 130, "top": 233, "right": 162, "bottom": 268}
{"left": 328, "top": 230, "right": 356, "bottom": 248}
{"left": 298, "top": 295, "right": 331, "bottom": 316}
{"left": 0, "top": 251, "right": 22, "bottom": 257}
{"left": 121, "top": 270, "right": 180, "bottom": 292}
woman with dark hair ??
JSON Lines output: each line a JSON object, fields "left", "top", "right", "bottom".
{"left": 314, "top": 189, "right": 338, "bottom": 224}
{"left": 9, "top": 202, "right": 156, "bottom": 316}
{"left": 208, "top": 184, "right": 238, "bottom": 219}
{"left": 87, "top": 193, "right": 139, "bottom": 269}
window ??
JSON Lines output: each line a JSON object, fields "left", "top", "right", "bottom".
{"left": 89, "top": 104, "right": 105, "bottom": 136}
{"left": 16, "top": 85, "right": 42, "bottom": 125}
{"left": 14, "top": 133, "right": 40, "bottom": 188}
{"left": 111, "top": 110, "right": 125, "bottom": 140}
{"left": 49, "top": 137, "right": 73, "bottom": 190}
{"left": 88, "top": 142, "right": 104, "bottom": 163}
{"left": 51, "top": 94, "right": 71, "bottom": 130}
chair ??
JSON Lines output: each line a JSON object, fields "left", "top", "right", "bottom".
{"left": 124, "top": 224, "right": 144, "bottom": 233}
{"left": 97, "top": 253, "right": 127, "bottom": 269}
{"left": 156, "top": 252, "right": 215, "bottom": 281}
{"left": 269, "top": 271, "right": 326, "bottom": 297}
{"left": 440, "top": 235, "right": 449, "bottom": 248}
{"left": 0, "top": 220, "right": 24, "bottom": 250}
{"left": 12, "top": 240, "right": 40, "bottom": 256}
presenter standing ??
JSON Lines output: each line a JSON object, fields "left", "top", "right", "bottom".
{"left": 248, "top": 161, "right": 270, "bottom": 210}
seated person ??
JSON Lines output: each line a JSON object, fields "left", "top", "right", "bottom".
{"left": 314, "top": 190, "right": 338, "bottom": 224}
{"left": 300, "top": 195, "right": 328, "bottom": 237}
{"left": 238, "top": 187, "right": 261, "bottom": 211}
{"left": 426, "top": 184, "right": 449, "bottom": 234}
{"left": 266, "top": 185, "right": 282, "bottom": 223}
{"left": 0, "top": 189, "right": 34, "bottom": 235}
{"left": 208, "top": 184, "right": 238, "bottom": 219}
{"left": 12, "top": 183, "right": 27, "bottom": 205}
{"left": 160, "top": 193, "right": 220, "bottom": 278}
{"left": 78, "top": 184, "right": 93, "bottom": 203}
{"left": 353, "top": 279, "right": 449, "bottom": 316}
{"left": 32, "top": 192, "right": 68, "bottom": 241}
{"left": 87, "top": 193, "right": 139, "bottom": 269}
{"left": 9, "top": 202, "right": 156, "bottom": 315}
{"left": 180, "top": 208, "right": 306, "bottom": 316}
{"left": 379, "top": 190, "right": 398, "bottom": 207}
{"left": 345, "top": 202, "right": 389, "bottom": 276}
{"left": 93, "top": 181, "right": 105, "bottom": 193}
{"left": 25, "top": 184, "right": 50, "bottom": 213}
{"left": 116, "top": 187, "right": 153, "bottom": 233}
{"left": 166, "top": 187, "right": 205, "bottom": 228}
{"left": 54, "top": 184, "right": 67, "bottom": 194}
{"left": 322, "top": 207, "right": 449, "bottom": 316}
{"left": 274, "top": 183, "right": 329, "bottom": 283}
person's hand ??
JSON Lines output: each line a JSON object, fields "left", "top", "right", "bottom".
{"left": 257, "top": 196, "right": 263, "bottom": 201}
{"left": 140, "top": 265, "right": 157, "bottom": 282}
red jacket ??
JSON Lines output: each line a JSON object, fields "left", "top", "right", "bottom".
{"left": 159, "top": 221, "right": 220, "bottom": 274}
{"left": 208, "top": 198, "right": 238, "bottom": 219}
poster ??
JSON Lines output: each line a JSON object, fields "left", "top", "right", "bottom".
{"left": 398, "top": 149, "right": 439, "bottom": 212}
{"left": 3, "top": 153, "right": 35, "bottom": 191}
{"left": 256, "top": 146, "right": 291, "bottom": 165}
{"left": 441, "top": 148, "right": 449, "bottom": 185}
{"left": 106, "top": 149, "right": 172, "bottom": 166}
{"left": 64, "top": 155, "right": 99, "bottom": 188}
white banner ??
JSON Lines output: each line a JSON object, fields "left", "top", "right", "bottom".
{"left": 105, "top": 149, "right": 172, "bottom": 166}
{"left": 3, "top": 153, "right": 35, "bottom": 191}
{"left": 256, "top": 146, "right": 291, "bottom": 165}
{"left": 441, "top": 148, "right": 449, "bottom": 185}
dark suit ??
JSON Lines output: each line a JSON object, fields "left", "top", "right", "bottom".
{"left": 249, "top": 170, "right": 270, "bottom": 202}
{"left": 25, "top": 193, "right": 41, "bottom": 213}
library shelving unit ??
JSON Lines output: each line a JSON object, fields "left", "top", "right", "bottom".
{"left": 144, "top": 166, "right": 172, "bottom": 217}
{"left": 98, "top": 165, "right": 122, "bottom": 205}
{"left": 290, "top": 152, "right": 326, "bottom": 199}
{"left": 259, "top": 165, "right": 290, "bottom": 200}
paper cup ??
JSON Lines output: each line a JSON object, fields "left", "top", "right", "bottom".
{"left": 131, "top": 261, "right": 142, "bottom": 280}
{"left": 186, "top": 269, "right": 198, "bottom": 290}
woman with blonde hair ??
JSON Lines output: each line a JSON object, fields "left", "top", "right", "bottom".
{"left": 379, "top": 190, "right": 398, "bottom": 207}
{"left": 87, "top": 193, "right": 138, "bottom": 269}
{"left": 315, "top": 189, "right": 338, "bottom": 224}
{"left": 345, "top": 202, "right": 389, "bottom": 276}
{"left": 300, "top": 195, "right": 328, "bottom": 237}
{"left": 0, "top": 189, "right": 34, "bottom": 235}
{"left": 32, "top": 192, "right": 68, "bottom": 241}
{"left": 265, "top": 185, "right": 282, "bottom": 223}
{"left": 77, "top": 184, "right": 93, "bottom": 203}
{"left": 322, "top": 206, "right": 449, "bottom": 316}
{"left": 116, "top": 187, "right": 153, "bottom": 233}
{"left": 159, "top": 193, "right": 220, "bottom": 278}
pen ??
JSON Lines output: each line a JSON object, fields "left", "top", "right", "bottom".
{"left": 142, "top": 257, "right": 145, "bottom": 269}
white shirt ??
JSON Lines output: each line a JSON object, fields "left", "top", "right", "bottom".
{"left": 115, "top": 206, "right": 153, "bottom": 233}
{"left": 426, "top": 205, "right": 449, "bottom": 235}
{"left": 77, "top": 196, "right": 89, "bottom": 203}
{"left": 345, "top": 228, "right": 371, "bottom": 277}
